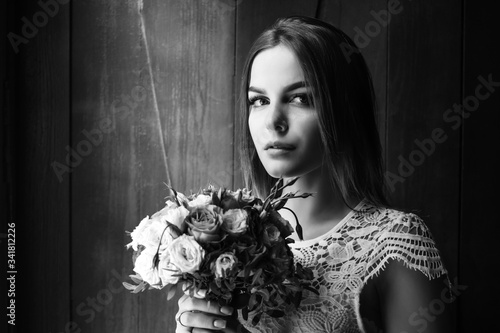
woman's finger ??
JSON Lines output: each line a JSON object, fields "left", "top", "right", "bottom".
{"left": 181, "top": 310, "right": 227, "bottom": 330}
{"left": 174, "top": 311, "right": 192, "bottom": 333}
{"left": 178, "top": 294, "right": 234, "bottom": 316}
{"left": 192, "top": 329, "right": 215, "bottom": 333}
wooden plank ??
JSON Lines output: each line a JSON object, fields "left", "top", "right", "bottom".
{"left": 71, "top": 0, "right": 235, "bottom": 331}
{"left": 12, "top": 0, "right": 71, "bottom": 331}
{"left": 459, "top": 0, "right": 500, "bottom": 331}
{"left": 386, "top": 1, "right": 461, "bottom": 329}
{"left": 234, "top": 0, "right": 319, "bottom": 189}
{"left": 318, "top": 0, "right": 388, "bottom": 168}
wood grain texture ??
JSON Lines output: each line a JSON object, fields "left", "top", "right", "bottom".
{"left": 386, "top": 1, "right": 461, "bottom": 329}
{"left": 318, "top": 0, "right": 388, "bottom": 168}
{"left": 459, "top": 0, "right": 500, "bottom": 331}
{"left": 13, "top": 0, "right": 71, "bottom": 331}
{"left": 71, "top": 0, "right": 235, "bottom": 332}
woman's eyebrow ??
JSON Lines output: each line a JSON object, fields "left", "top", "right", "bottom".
{"left": 248, "top": 86, "right": 266, "bottom": 94}
{"left": 248, "top": 81, "right": 308, "bottom": 94}
{"left": 284, "top": 81, "right": 307, "bottom": 92}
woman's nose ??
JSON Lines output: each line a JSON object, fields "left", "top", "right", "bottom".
{"left": 265, "top": 102, "right": 288, "bottom": 133}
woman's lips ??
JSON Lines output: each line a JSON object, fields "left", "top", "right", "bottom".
{"left": 264, "top": 142, "right": 296, "bottom": 157}
{"left": 264, "top": 141, "right": 296, "bottom": 150}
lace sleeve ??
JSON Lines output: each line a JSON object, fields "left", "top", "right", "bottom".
{"left": 365, "top": 212, "right": 447, "bottom": 281}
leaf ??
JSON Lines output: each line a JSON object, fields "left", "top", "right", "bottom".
{"left": 251, "top": 268, "right": 263, "bottom": 286}
{"left": 166, "top": 285, "right": 177, "bottom": 300}
{"left": 257, "top": 288, "right": 270, "bottom": 302}
{"left": 248, "top": 293, "right": 257, "bottom": 309}
{"left": 266, "top": 309, "right": 285, "bottom": 318}
{"left": 251, "top": 311, "right": 262, "bottom": 326}
{"left": 129, "top": 274, "right": 143, "bottom": 284}
{"left": 242, "top": 306, "right": 249, "bottom": 321}
{"left": 122, "top": 282, "right": 138, "bottom": 291}
{"left": 132, "top": 281, "right": 148, "bottom": 293}
{"left": 295, "top": 222, "right": 304, "bottom": 241}
{"left": 166, "top": 184, "right": 181, "bottom": 206}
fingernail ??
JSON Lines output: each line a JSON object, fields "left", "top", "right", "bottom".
{"left": 214, "top": 319, "right": 226, "bottom": 328}
{"left": 220, "top": 306, "right": 234, "bottom": 315}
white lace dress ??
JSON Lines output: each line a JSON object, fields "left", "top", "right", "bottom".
{"left": 242, "top": 200, "right": 448, "bottom": 333}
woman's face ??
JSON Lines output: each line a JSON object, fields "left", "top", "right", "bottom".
{"left": 248, "top": 45, "right": 323, "bottom": 179}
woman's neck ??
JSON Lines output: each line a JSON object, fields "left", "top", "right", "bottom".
{"left": 280, "top": 165, "right": 359, "bottom": 241}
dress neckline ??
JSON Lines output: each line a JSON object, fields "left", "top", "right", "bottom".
{"left": 290, "top": 199, "right": 366, "bottom": 248}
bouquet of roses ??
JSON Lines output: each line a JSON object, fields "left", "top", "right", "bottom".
{"left": 123, "top": 177, "right": 315, "bottom": 324}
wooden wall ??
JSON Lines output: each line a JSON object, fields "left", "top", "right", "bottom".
{"left": 4, "top": 0, "right": 499, "bottom": 332}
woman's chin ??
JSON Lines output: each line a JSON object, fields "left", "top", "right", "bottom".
{"left": 263, "top": 162, "right": 324, "bottom": 181}
{"left": 263, "top": 164, "right": 299, "bottom": 179}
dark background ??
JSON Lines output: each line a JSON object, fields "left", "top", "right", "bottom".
{"left": 1, "top": 0, "right": 499, "bottom": 332}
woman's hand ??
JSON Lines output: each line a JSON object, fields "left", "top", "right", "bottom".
{"left": 175, "top": 287, "right": 248, "bottom": 333}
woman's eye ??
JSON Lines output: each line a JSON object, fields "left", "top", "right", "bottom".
{"left": 290, "top": 94, "right": 312, "bottom": 106}
{"left": 249, "top": 96, "right": 269, "bottom": 107}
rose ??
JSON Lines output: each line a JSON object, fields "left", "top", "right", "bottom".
{"left": 166, "top": 234, "right": 205, "bottom": 274}
{"left": 220, "top": 189, "right": 257, "bottom": 211}
{"left": 188, "top": 194, "right": 212, "bottom": 208}
{"left": 133, "top": 250, "right": 162, "bottom": 288}
{"left": 151, "top": 204, "right": 189, "bottom": 232}
{"left": 158, "top": 251, "right": 181, "bottom": 286}
{"left": 267, "top": 210, "right": 294, "bottom": 239}
{"left": 269, "top": 241, "right": 293, "bottom": 273}
{"left": 222, "top": 209, "right": 248, "bottom": 235}
{"left": 263, "top": 224, "right": 281, "bottom": 244}
{"left": 212, "top": 252, "right": 238, "bottom": 279}
{"left": 186, "top": 205, "right": 223, "bottom": 242}
{"left": 219, "top": 190, "right": 240, "bottom": 211}
{"left": 127, "top": 216, "right": 153, "bottom": 251}
{"left": 127, "top": 215, "right": 181, "bottom": 252}
{"left": 239, "top": 188, "right": 256, "bottom": 205}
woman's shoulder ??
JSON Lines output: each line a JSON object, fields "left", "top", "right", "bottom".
{"left": 356, "top": 201, "right": 447, "bottom": 281}
{"left": 355, "top": 200, "right": 434, "bottom": 239}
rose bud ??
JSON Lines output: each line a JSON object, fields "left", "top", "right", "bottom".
{"left": 263, "top": 224, "right": 281, "bottom": 243}
{"left": 187, "top": 194, "right": 212, "bottom": 208}
{"left": 222, "top": 209, "right": 248, "bottom": 235}
{"left": 220, "top": 190, "right": 240, "bottom": 211}
{"left": 267, "top": 210, "right": 294, "bottom": 239}
{"left": 212, "top": 252, "right": 238, "bottom": 279}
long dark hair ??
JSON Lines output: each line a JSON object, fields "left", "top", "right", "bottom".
{"left": 240, "top": 16, "right": 388, "bottom": 207}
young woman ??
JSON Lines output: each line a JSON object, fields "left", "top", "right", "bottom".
{"left": 175, "top": 16, "right": 451, "bottom": 333}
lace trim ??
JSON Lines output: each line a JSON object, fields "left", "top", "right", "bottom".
{"left": 365, "top": 213, "right": 447, "bottom": 281}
